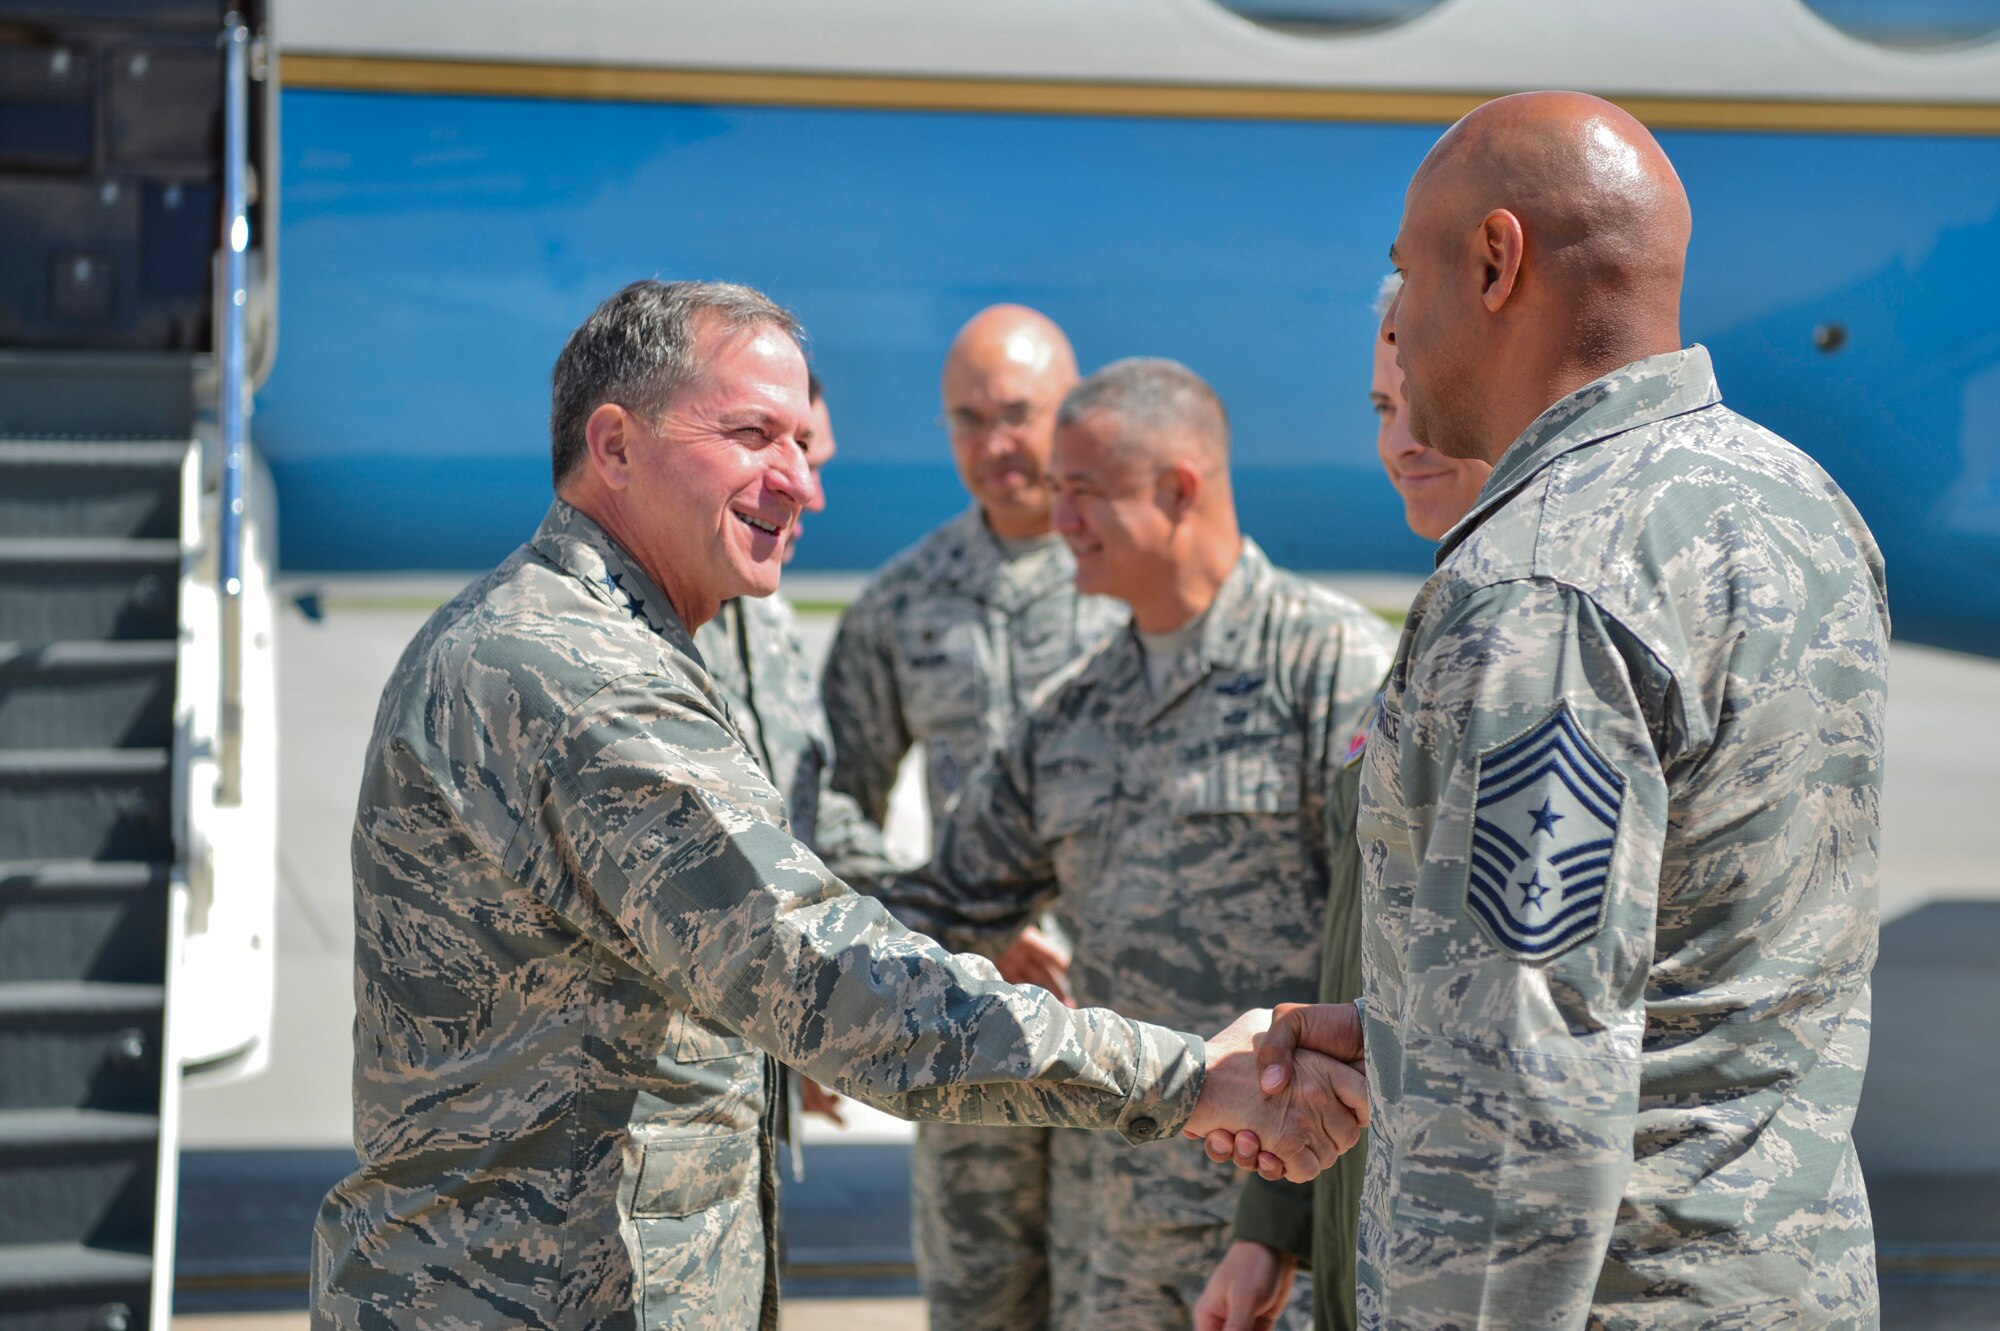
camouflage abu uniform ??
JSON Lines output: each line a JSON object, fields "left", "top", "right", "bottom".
{"left": 695, "top": 592, "right": 891, "bottom": 893}
{"left": 1356, "top": 347, "right": 1886, "bottom": 1328}
{"left": 694, "top": 594, "right": 894, "bottom": 1176}
{"left": 879, "top": 540, "right": 1393, "bottom": 1330}
{"left": 311, "top": 502, "right": 1209, "bottom": 1331}
{"left": 821, "top": 504, "right": 1125, "bottom": 1331}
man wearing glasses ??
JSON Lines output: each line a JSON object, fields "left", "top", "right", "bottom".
{"left": 822, "top": 304, "right": 1125, "bottom": 1331}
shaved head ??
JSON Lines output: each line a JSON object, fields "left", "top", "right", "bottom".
{"left": 940, "top": 303, "right": 1080, "bottom": 540}
{"left": 945, "top": 303, "right": 1078, "bottom": 384}
{"left": 1385, "top": 91, "right": 1692, "bottom": 463}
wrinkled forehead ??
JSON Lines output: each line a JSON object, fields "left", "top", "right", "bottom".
{"left": 687, "top": 320, "right": 810, "bottom": 407}
{"left": 1053, "top": 411, "right": 1160, "bottom": 486}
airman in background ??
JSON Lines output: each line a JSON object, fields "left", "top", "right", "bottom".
{"left": 1237, "top": 92, "right": 1887, "bottom": 1329}
{"left": 876, "top": 356, "right": 1394, "bottom": 1330}
{"left": 821, "top": 304, "right": 1124, "bottom": 1331}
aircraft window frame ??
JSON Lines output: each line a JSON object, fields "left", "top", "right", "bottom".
{"left": 1797, "top": 0, "right": 2000, "bottom": 52}
{"left": 1206, "top": 0, "right": 1445, "bottom": 37}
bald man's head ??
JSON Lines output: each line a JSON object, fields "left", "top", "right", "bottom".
{"left": 1385, "top": 91, "right": 1691, "bottom": 463}
{"left": 940, "top": 304, "right": 1079, "bottom": 540}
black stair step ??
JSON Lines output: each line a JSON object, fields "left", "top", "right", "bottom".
{"left": 0, "top": 751, "right": 171, "bottom": 778}
{"left": 0, "top": 445, "right": 181, "bottom": 539}
{"left": 0, "top": 863, "right": 171, "bottom": 986}
{"left": 0, "top": 862, "right": 170, "bottom": 891}
{"left": 0, "top": 983, "right": 166, "bottom": 1017}
{"left": 0, "top": 645, "right": 176, "bottom": 751}
{"left": 0, "top": 642, "right": 177, "bottom": 669}
{"left": 0, "top": 441, "right": 186, "bottom": 468}
{"left": 0, "top": 983, "right": 166, "bottom": 1114}
{"left": 0, "top": 1240, "right": 152, "bottom": 1294}
{"left": 0, "top": 1112, "right": 160, "bottom": 1250}
{"left": 0, "top": 539, "right": 180, "bottom": 565}
{"left": 0, "top": 440, "right": 186, "bottom": 544}
{"left": 0, "top": 751, "right": 172, "bottom": 863}
{"left": 0, "top": 1109, "right": 159, "bottom": 1150}
{"left": 0, "top": 542, "right": 178, "bottom": 643}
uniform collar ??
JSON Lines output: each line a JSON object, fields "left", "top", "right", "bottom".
{"left": 1435, "top": 345, "right": 1722, "bottom": 566}
{"left": 530, "top": 500, "right": 702, "bottom": 664}
{"left": 1114, "top": 538, "right": 1274, "bottom": 717}
{"left": 934, "top": 505, "right": 1077, "bottom": 611}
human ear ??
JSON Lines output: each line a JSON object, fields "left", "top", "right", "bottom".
{"left": 1478, "top": 208, "right": 1524, "bottom": 312}
{"left": 1159, "top": 460, "right": 1201, "bottom": 522}
{"left": 584, "top": 403, "right": 636, "bottom": 492}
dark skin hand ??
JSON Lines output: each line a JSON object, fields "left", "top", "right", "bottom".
{"left": 1202, "top": 1001, "right": 1366, "bottom": 1180}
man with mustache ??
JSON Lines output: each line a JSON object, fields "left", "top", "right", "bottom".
{"left": 822, "top": 304, "right": 1124, "bottom": 1331}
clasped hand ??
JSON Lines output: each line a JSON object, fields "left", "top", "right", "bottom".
{"left": 1182, "top": 1002, "right": 1368, "bottom": 1184}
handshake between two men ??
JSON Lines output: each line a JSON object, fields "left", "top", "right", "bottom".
{"left": 1187, "top": 1002, "right": 1367, "bottom": 1183}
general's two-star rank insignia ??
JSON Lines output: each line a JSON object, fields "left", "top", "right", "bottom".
{"left": 1466, "top": 703, "right": 1623, "bottom": 962}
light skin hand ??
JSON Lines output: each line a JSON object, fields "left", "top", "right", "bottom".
{"left": 994, "top": 924, "right": 1074, "bottom": 1006}
{"left": 1195, "top": 1240, "right": 1299, "bottom": 1331}
{"left": 1184, "top": 1008, "right": 1369, "bottom": 1184}
{"left": 800, "top": 1077, "right": 846, "bottom": 1126}
{"left": 1203, "top": 1002, "right": 1368, "bottom": 1179}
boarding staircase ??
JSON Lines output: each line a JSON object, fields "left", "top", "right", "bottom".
{"left": 0, "top": 5, "right": 277, "bottom": 1329}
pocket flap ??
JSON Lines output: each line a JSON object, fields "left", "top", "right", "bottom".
{"left": 633, "top": 1127, "right": 758, "bottom": 1219}
{"left": 1170, "top": 743, "right": 1301, "bottom": 817}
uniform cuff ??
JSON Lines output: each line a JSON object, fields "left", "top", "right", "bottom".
{"left": 1231, "top": 1172, "right": 1315, "bottom": 1261}
{"left": 1113, "top": 1025, "right": 1206, "bottom": 1144}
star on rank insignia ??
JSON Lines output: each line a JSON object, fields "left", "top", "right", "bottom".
{"left": 1466, "top": 703, "right": 1623, "bottom": 962}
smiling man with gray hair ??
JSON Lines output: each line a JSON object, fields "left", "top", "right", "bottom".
{"left": 309, "top": 281, "right": 1375, "bottom": 1331}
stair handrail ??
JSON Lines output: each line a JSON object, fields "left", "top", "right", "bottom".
{"left": 216, "top": 11, "right": 252, "bottom": 805}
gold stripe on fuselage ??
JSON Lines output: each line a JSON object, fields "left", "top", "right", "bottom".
{"left": 282, "top": 54, "right": 2000, "bottom": 137}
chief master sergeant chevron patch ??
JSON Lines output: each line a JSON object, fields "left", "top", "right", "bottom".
{"left": 1467, "top": 703, "right": 1624, "bottom": 962}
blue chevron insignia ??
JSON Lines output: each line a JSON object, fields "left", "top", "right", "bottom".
{"left": 1466, "top": 703, "right": 1624, "bottom": 962}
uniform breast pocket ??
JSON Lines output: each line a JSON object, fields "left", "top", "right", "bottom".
{"left": 1170, "top": 737, "right": 1302, "bottom": 818}
{"left": 1032, "top": 759, "right": 1111, "bottom": 844}
{"left": 666, "top": 1005, "right": 750, "bottom": 1064}
{"left": 896, "top": 618, "right": 985, "bottom": 738}
{"left": 1031, "top": 765, "right": 1111, "bottom": 894}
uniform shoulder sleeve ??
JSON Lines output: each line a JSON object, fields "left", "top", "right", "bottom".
{"left": 1370, "top": 575, "right": 1672, "bottom": 1328}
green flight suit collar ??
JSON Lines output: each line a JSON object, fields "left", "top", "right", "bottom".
{"left": 1436, "top": 345, "right": 1723, "bottom": 567}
